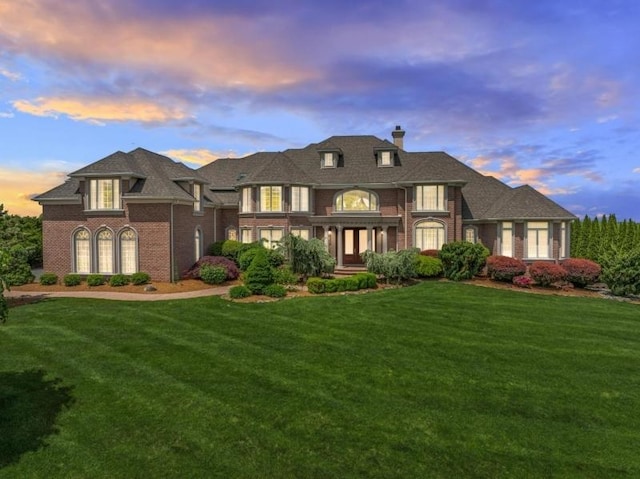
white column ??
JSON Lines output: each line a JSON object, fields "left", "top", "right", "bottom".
{"left": 367, "top": 226, "right": 373, "bottom": 251}
{"left": 382, "top": 226, "right": 388, "bottom": 253}
{"left": 336, "top": 225, "right": 343, "bottom": 267}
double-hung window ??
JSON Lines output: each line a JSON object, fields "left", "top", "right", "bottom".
{"left": 291, "top": 186, "right": 310, "bottom": 212}
{"left": 415, "top": 185, "right": 446, "bottom": 211}
{"left": 89, "top": 179, "right": 121, "bottom": 210}
{"left": 241, "top": 187, "right": 252, "bottom": 213}
{"left": 527, "top": 222, "right": 550, "bottom": 259}
{"left": 260, "top": 186, "right": 282, "bottom": 212}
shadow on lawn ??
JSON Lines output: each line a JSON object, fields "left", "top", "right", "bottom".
{"left": 0, "top": 369, "right": 75, "bottom": 468}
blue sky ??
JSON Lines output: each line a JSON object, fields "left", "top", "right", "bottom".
{"left": 1, "top": 0, "right": 639, "bottom": 219}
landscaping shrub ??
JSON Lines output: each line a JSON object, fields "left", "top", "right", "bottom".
{"left": 416, "top": 256, "right": 443, "bottom": 278}
{"left": 273, "top": 266, "right": 299, "bottom": 286}
{"left": 63, "top": 274, "right": 82, "bottom": 286}
{"left": 200, "top": 265, "right": 227, "bottom": 285}
{"left": 130, "top": 272, "right": 150, "bottom": 285}
{"left": 324, "top": 278, "right": 340, "bottom": 293}
{"left": 343, "top": 277, "right": 359, "bottom": 291}
{"left": 362, "top": 249, "right": 418, "bottom": 284}
{"left": 238, "top": 246, "right": 285, "bottom": 271}
{"left": 561, "top": 258, "right": 601, "bottom": 288}
{"left": 39, "top": 272, "right": 58, "bottom": 285}
{"left": 306, "top": 277, "right": 325, "bottom": 294}
{"left": 513, "top": 275, "right": 533, "bottom": 288}
{"left": 353, "top": 272, "right": 377, "bottom": 289}
{"left": 207, "top": 240, "right": 225, "bottom": 257}
{"left": 229, "top": 285, "right": 252, "bottom": 299}
{"left": 529, "top": 262, "right": 567, "bottom": 287}
{"left": 221, "top": 240, "right": 242, "bottom": 262}
{"left": 419, "top": 249, "right": 440, "bottom": 257}
{"left": 439, "top": 242, "right": 489, "bottom": 281}
{"left": 109, "top": 274, "right": 131, "bottom": 287}
{"left": 600, "top": 249, "right": 640, "bottom": 296}
{"left": 278, "top": 234, "right": 335, "bottom": 280}
{"left": 0, "top": 245, "right": 34, "bottom": 286}
{"left": 183, "top": 256, "right": 239, "bottom": 281}
{"left": 263, "top": 284, "right": 287, "bottom": 298}
{"left": 87, "top": 274, "right": 106, "bottom": 287}
{"left": 486, "top": 255, "right": 527, "bottom": 282}
{"left": 243, "top": 248, "right": 274, "bottom": 295}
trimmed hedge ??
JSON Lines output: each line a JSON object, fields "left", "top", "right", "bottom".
{"left": 439, "top": 242, "right": 489, "bottom": 281}
{"left": 306, "top": 274, "right": 376, "bottom": 295}
{"left": 109, "top": 274, "right": 131, "bottom": 287}
{"left": 486, "top": 256, "right": 527, "bottom": 282}
{"left": 87, "top": 274, "right": 106, "bottom": 287}
{"left": 529, "top": 262, "right": 567, "bottom": 287}
{"left": 561, "top": 258, "right": 601, "bottom": 287}
{"left": 63, "top": 274, "right": 82, "bottom": 286}
{"left": 39, "top": 272, "right": 58, "bottom": 285}
{"left": 130, "top": 272, "right": 150, "bottom": 285}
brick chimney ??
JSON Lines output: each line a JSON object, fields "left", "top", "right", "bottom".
{"left": 392, "top": 125, "right": 405, "bottom": 149}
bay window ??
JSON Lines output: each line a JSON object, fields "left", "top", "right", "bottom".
{"left": 260, "top": 186, "right": 282, "bottom": 212}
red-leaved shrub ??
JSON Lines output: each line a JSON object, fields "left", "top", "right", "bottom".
{"left": 528, "top": 261, "right": 567, "bottom": 286}
{"left": 486, "top": 255, "right": 527, "bottom": 282}
{"left": 561, "top": 258, "right": 601, "bottom": 287}
{"left": 513, "top": 275, "right": 533, "bottom": 288}
{"left": 420, "top": 249, "right": 440, "bottom": 257}
{"left": 183, "top": 256, "right": 240, "bottom": 280}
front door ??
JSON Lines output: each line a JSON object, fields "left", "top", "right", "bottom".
{"left": 343, "top": 228, "right": 370, "bottom": 264}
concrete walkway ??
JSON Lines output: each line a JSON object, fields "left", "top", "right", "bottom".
{"left": 5, "top": 285, "right": 232, "bottom": 302}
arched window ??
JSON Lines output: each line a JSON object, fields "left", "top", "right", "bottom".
{"left": 73, "top": 228, "right": 91, "bottom": 274}
{"left": 414, "top": 220, "right": 446, "bottom": 250}
{"left": 97, "top": 229, "right": 114, "bottom": 274}
{"left": 119, "top": 228, "right": 138, "bottom": 274}
{"left": 335, "top": 189, "right": 378, "bottom": 212}
{"left": 194, "top": 228, "right": 203, "bottom": 262}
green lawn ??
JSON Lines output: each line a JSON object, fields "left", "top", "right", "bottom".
{"left": 1, "top": 282, "right": 639, "bottom": 478}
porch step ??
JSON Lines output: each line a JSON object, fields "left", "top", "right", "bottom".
{"left": 333, "top": 266, "right": 368, "bottom": 276}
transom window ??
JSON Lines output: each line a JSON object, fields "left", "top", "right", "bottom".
{"left": 527, "top": 221, "right": 550, "bottom": 259}
{"left": 89, "top": 178, "right": 121, "bottom": 210}
{"left": 415, "top": 185, "right": 446, "bottom": 211}
{"left": 260, "top": 186, "right": 283, "bottom": 212}
{"left": 259, "top": 228, "right": 284, "bottom": 249}
{"left": 414, "top": 220, "right": 445, "bottom": 250}
{"left": 335, "top": 189, "right": 378, "bottom": 212}
{"left": 291, "top": 186, "right": 310, "bottom": 212}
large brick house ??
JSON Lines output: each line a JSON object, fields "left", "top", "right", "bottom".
{"left": 35, "top": 127, "right": 576, "bottom": 281}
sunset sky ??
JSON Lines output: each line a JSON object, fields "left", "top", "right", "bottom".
{"left": 1, "top": 0, "right": 638, "bottom": 219}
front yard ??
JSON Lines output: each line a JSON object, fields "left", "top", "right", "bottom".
{"left": 1, "top": 281, "right": 639, "bottom": 478}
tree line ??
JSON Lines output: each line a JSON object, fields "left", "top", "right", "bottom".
{"left": 571, "top": 214, "right": 640, "bottom": 264}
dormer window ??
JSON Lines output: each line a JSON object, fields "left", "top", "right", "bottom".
{"left": 89, "top": 178, "right": 121, "bottom": 210}
{"left": 378, "top": 150, "right": 393, "bottom": 167}
{"left": 322, "top": 152, "right": 336, "bottom": 168}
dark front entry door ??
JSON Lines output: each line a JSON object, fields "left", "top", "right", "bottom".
{"left": 343, "top": 228, "right": 369, "bottom": 264}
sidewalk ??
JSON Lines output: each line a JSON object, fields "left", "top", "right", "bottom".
{"left": 5, "top": 285, "right": 232, "bottom": 302}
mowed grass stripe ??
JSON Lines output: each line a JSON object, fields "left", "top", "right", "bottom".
{"left": 2, "top": 281, "right": 639, "bottom": 478}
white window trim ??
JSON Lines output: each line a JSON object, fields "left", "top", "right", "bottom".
{"left": 500, "top": 222, "right": 514, "bottom": 257}
{"left": 378, "top": 150, "right": 393, "bottom": 167}
{"left": 240, "top": 228, "right": 253, "bottom": 244}
{"left": 118, "top": 227, "right": 138, "bottom": 275}
{"left": 322, "top": 152, "right": 336, "bottom": 168}
{"left": 290, "top": 227, "right": 311, "bottom": 240}
{"left": 88, "top": 178, "right": 122, "bottom": 211}
{"left": 95, "top": 227, "right": 115, "bottom": 274}
{"left": 526, "top": 221, "right": 551, "bottom": 259}
{"left": 259, "top": 186, "right": 283, "bottom": 212}
{"left": 464, "top": 226, "right": 478, "bottom": 244}
{"left": 193, "top": 183, "right": 202, "bottom": 213}
{"left": 240, "top": 187, "right": 252, "bottom": 213}
{"left": 334, "top": 189, "right": 379, "bottom": 212}
{"left": 414, "top": 219, "right": 446, "bottom": 250}
{"left": 72, "top": 227, "right": 92, "bottom": 274}
{"left": 258, "top": 227, "right": 284, "bottom": 249}
{"left": 415, "top": 185, "right": 447, "bottom": 212}
{"left": 194, "top": 227, "right": 203, "bottom": 262}
{"left": 291, "top": 186, "right": 310, "bottom": 212}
